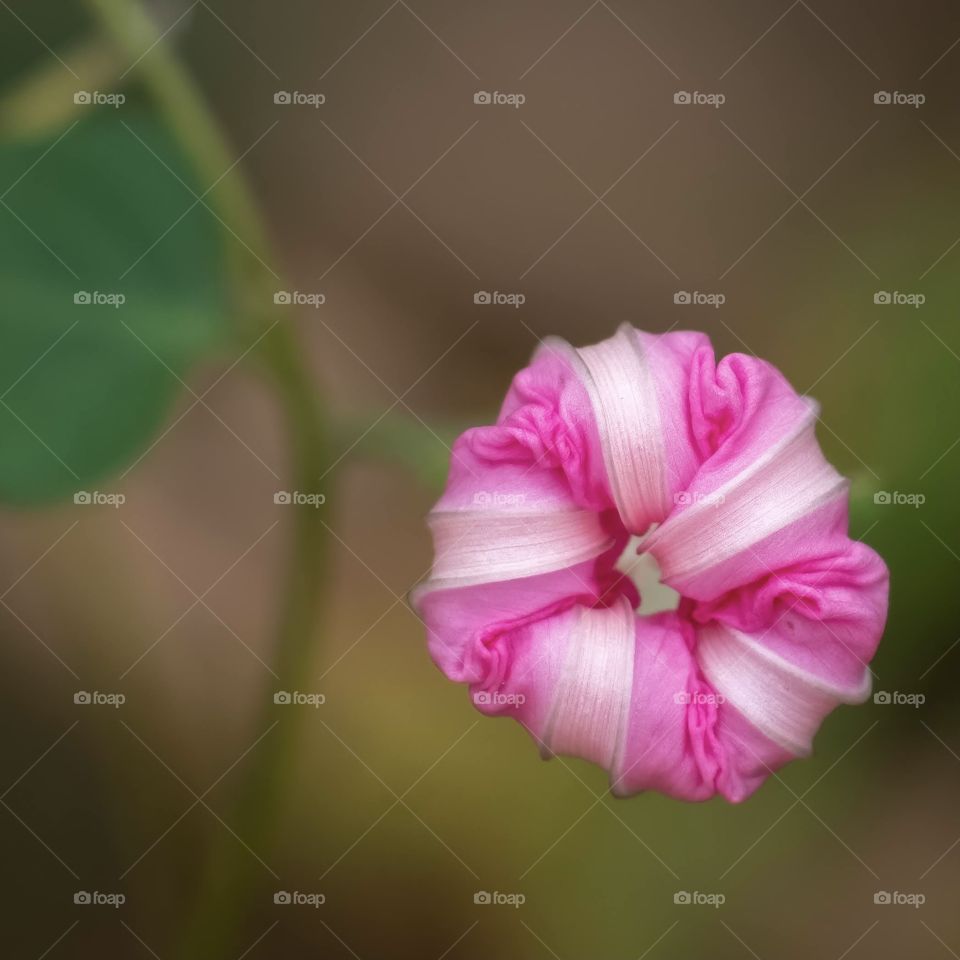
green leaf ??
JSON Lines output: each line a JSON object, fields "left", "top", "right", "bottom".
{"left": 0, "top": 113, "right": 227, "bottom": 503}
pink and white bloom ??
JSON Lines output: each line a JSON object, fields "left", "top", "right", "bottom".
{"left": 413, "top": 325, "right": 888, "bottom": 802}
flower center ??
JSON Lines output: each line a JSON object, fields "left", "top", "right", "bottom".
{"left": 615, "top": 535, "right": 679, "bottom": 614}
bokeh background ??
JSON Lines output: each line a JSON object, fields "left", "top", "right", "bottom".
{"left": 1, "top": 1, "right": 959, "bottom": 957}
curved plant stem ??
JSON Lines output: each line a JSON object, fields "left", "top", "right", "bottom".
{"left": 84, "top": 0, "right": 331, "bottom": 954}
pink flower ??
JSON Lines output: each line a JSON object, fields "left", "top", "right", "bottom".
{"left": 413, "top": 325, "right": 888, "bottom": 802}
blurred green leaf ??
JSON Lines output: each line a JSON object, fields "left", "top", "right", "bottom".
{"left": 0, "top": 1, "right": 88, "bottom": 91}
{"left": 0, "top": 112, "right": 227, "bottom": 503}
{"left": 331, "top": 411, "right": 471, "bottom": 492}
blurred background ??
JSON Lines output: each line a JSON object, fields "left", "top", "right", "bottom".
{"left": 1, "top": 0, "right": 959, "bottom": 957}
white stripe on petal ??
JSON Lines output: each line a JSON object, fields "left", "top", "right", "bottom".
{"left": 543, "top": 325, "right": 669, "bottom": 534}
{"left": 697, "top": 622, "right": 871, "bottom": 756}
{"left": 646, "top": 401, "right": 846, "bottom": 583}
{"left": 426, "top": 508, "right": 613, "bottom": 587}
{"left": 541, "top": 597, "right": 635, "bottom": 773}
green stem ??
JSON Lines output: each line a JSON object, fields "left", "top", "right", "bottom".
{"left": 84, "top": 0, "right": 331, "bottom": 954}
{"left": 0, "top": 35, "right": 126, "bottom": 139}
{"left": 179, "top": 326, "right": 331, "bottom": 958}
